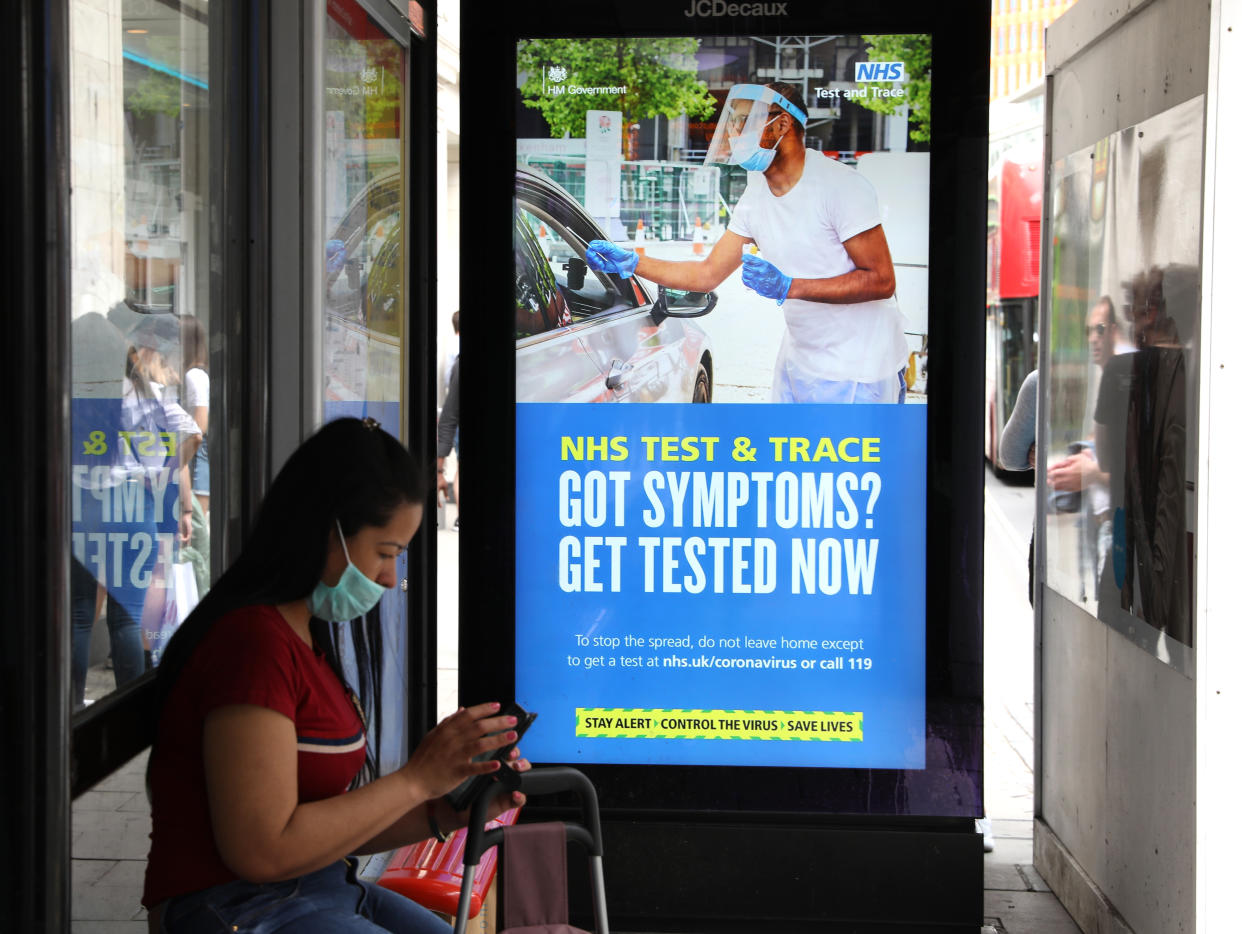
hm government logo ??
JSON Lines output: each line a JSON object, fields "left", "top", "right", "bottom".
{"left": 544, "top": 63, "right": 629, "bottom": 98}
{"left": 684, "top": 0, "right": 788, "bottom": 17}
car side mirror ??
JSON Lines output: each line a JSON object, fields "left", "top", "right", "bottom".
{"left": 652, "top": 284, "right": 718, "bottom": 319}
{"left": 562, "top": 257, "right": 587, "bottom": 291}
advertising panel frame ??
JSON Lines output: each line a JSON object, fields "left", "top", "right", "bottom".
{"left": 459, "top": 2, "right": 988, "bottom": 926}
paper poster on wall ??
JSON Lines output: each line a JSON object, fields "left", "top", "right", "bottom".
{"left": 512, "top": 32, "right": 931, "bottom": 769}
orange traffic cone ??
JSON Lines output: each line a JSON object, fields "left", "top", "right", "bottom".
{"left": 634, "top": 217, "right": 647, "bottom": 256}
{"left": 692, "top": 215, "right": 708, "bottom": 255}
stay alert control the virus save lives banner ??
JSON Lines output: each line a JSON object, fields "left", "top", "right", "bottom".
{"left": 515, "top": 403, "right": 926, "bottom": 769}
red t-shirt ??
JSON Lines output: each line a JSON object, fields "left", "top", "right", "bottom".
{"left": 143, "top": 605, "right": 367, "bottom": 907}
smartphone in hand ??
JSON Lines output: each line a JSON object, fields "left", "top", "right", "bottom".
{"left": 446, "top": 702, "right": 536, "bottom": 812}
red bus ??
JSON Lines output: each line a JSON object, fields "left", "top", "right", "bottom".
{"left": 984, "top": 152, "right": 1041, "bottom": 471}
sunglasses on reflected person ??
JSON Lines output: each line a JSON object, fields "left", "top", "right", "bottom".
{"left": 1085, "top": 323, "right": 1110, "bottom": 337}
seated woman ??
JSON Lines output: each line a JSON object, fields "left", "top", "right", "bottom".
{"left": 142, "top": 417, "right": 528, "bottom": 933}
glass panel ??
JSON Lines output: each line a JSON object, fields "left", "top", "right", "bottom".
{"left": 322, "top": 0, "right": 409, "bottom": 774}
{"left": 69, "top": 0, "right": 212, "bottom": 711}
{"left": 323, "top": 0, "right": 406, "bottom": 417}
{"left": 1044, "top": 96, "right": 1203, "bottom": 669}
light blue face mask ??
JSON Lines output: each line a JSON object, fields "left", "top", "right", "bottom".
{"left": 731, "top": 119, "right": 785, "bottom": 172}
{"left": 307, "top": 520, "right": 386, "bottom": 622}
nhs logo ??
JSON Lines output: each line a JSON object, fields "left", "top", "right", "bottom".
{"left": 855, "top": 61, "right": 905, "bottom": 82}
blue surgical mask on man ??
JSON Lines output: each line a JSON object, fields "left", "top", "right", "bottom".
{"left": 307, "top": 520, "right": 386, "bottom": 622}
{"left": 729, "top": 115, "right": 785, "bottom": 172}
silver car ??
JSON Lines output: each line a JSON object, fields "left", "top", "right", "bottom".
{"left": 514, "top": 167, "right": 717, "bottom": 403}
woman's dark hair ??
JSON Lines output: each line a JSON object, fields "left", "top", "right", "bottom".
{"left": 180, "top": 314, "right": 209, "bottom": 372}
{"left": 149, "top": 417, "right": 427, "bottom": 786}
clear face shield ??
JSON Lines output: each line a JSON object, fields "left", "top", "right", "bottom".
{"left": 703, "top": 84, "right": 808, "bottom": 169}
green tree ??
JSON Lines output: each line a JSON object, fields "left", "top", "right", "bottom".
{"left": 126, "top": 72, "right": 183, "bottom": 119}
{"left": 125, "top": 37, "right": 195, "bottom": 120}
{"left": 855, "top": 34, "right": 932, "bottom": 145}
{"left": 517, "top": 38, "right": 717, "bottom": 159}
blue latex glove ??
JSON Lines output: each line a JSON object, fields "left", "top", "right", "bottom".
{"left": 325, "top": 239, "right": 346, "bottom": 276}
{"left": 741, "top": 253, "right": 793, "bottom": 305}
{"left": 585, "top": 240, "right": 640, "bottom": 278}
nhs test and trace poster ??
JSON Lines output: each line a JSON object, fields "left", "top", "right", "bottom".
{"left": 512, "top": 32, "right": 931, "bottom": 770}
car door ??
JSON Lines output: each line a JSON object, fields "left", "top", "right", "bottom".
{"left": 512, "top": 210, "right": 605, "bottom": 402}
{"left": 515, "top": 171, "right": 702, "bottom": 403}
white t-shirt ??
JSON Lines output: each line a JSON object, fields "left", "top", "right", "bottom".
{"left": 728, "top": 153, "right": 909, "bottom": 383}
{"left": 183, "top": 367, "right": 209, "bottom": 412}
{"left": 108, "top": 378, "right": 201, "bottom": 485}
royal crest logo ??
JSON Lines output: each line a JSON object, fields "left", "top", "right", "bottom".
{"left": 360, "top": 66, "right": 379, "bottom": 84}
{"left": 548, "top": 65, "right": 568, "bottom": 83}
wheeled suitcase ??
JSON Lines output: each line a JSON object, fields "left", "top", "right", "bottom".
{"left": 454, "top": 767, "right": 610, "bottom": 934}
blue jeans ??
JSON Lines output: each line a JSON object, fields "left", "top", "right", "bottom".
{"left": 192, "top": 439, "right": 210, "bottom": 495}
{"left": 160, "top": 859, "right": 450, "bottom": 933}
{"left": 70, "top": 556, "right": 146, "bottom": 706}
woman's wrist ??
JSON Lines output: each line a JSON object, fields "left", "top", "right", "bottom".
{"left": 425, "top": 799, "right": 449, "bottom": 843}
{"left": 426, "top": 796, "right": 463, "bottom": 841}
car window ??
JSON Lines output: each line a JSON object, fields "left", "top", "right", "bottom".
{"left": 516, "top": 204, "right": 639, "bottom": 321}
{"left": 514, "top": 214, "right": 567, "bottom": 339}
{"left": 326, "top": 203, "right": 401, "bottom": 334}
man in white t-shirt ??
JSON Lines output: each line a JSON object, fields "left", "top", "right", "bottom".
{"left": 586, "top": 82, "right": 908, "bottom": 403}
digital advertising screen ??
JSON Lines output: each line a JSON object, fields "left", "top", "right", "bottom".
{"left": 510, "top": 32, "right": 934, "bottom": 771}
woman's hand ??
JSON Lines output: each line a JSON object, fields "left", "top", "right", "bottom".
{"left": 400, "top": 702, "right": 520, "bottom": 802}
{"left": 479, "top": 745, "right": 532, "bottom": 823}
{"left": 429, "top": 745, "right": 532, "bottom": 838}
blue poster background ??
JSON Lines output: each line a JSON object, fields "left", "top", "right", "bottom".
{"left": 71, "top": 397, "right": 184, "bottom": 658}
{"left": 516, "top": 402, "right": 926, "bottom": 769}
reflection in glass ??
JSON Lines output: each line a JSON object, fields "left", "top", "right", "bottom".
{"left": 322, "top": 0, "right": 410, "bottom": 775}
{"left": 69, "top": 0, "right": 212, "bottom": 710}
{"left": 69, "top": 0, "right": 211, "bottom": 705}
{"left": 1043, "top": 98, "right": 1202, "bottom": 661}
{"left": 323, "top": 0, "right": 406, "bottom": 413}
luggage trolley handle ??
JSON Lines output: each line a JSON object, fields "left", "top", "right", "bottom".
{"left": 456, "top": 766, "right": 609, "bottom": 934}
{"left": 463, "top": 767, "right": 603, "bottom": 864}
